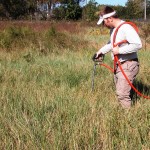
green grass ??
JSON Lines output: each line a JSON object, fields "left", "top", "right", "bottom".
{"left": 0, "top": 21, "right": 150, "bottom": 150}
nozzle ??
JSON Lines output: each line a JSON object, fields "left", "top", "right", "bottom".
{"left": 92, "top": 54, "right": 105, "bottom": 62}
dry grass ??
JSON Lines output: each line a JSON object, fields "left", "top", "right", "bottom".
{"left": 0, "top": 21, "right": 150, "bottom": 149}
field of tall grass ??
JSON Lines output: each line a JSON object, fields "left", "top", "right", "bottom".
{"left": 0, "top": 21, "right": 150, "bottom": 149}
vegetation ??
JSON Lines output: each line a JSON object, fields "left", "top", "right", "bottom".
{"left": 0, "top": 21, "right": 150, "bottom": 149}
{"left": 0, "top": 0, "right": 150, "bottom": 20}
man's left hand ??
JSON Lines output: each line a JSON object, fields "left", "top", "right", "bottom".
{"left": 112, "top": 46, "right": 119, "bottom": 55}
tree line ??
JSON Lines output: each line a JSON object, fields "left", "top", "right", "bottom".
{"left": 0, "top": 0, "right": 150, "bottom": 20}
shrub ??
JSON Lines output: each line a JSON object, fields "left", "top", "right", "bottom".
{"left": 140, "top": 23, "right": 150, "bottom": 50}
{"left": 0, "top": 26, "right": 36, "bottom": 50}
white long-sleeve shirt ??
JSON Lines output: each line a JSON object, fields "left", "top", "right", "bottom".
{"left": 97, "top": 20, "right": 142, "bottom": 62}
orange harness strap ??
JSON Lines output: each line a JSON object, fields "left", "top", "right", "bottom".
{"left": 113, "top": 22, "right": 138, "bottom": 72}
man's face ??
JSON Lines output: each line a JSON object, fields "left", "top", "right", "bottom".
{"left": 103, "top": 17, "right": 113, "bottom": 28}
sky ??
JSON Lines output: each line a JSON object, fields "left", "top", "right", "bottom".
{"left": 95, "top": 0, "right": 128, "bottom": 6}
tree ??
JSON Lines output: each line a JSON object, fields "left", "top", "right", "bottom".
{"left": 144, "top": 0, "right": 150, "bottom": 19}
{"left": 82, "top": 0, "right": 98, "bottom": 21}
{"left": 0, "top": 3, "right": 7, "bottom": 19}
{"left": 0, "top": 0, "right": 28, "bottom": 19}
{"left": 65, "top": 2, "right": 82, "bottom": 20}
{"left": 125, "top": 0, "right": 150, "bottom": 19}
{"left": 52, "top": 0, "right": 83, "bottom": 20}
{"left": 113, "top": 5, "right": 127, "bottom": 19}
{"left": 25, "top": 0, "right": 37, "bottom": 15}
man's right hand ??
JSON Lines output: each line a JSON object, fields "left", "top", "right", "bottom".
{"left": 92, "top": 53, "right": 98, "bottom": 61}
{"left": 92, "top": 53, "right": 104, "bottom": 62}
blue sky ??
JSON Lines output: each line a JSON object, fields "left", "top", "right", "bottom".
{"left": 95, "top": 0, "right": 128, "bottom": 6}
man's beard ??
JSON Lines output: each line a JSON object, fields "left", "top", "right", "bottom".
{"left": 104, "top": 24, "right": 113, "bottom": 29}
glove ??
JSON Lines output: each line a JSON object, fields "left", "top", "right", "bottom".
{"left": 92, "top": 53, "right": 97, "bottom": 61}
{"left": 92, "top": 53, "right": 104, "bottom": 62}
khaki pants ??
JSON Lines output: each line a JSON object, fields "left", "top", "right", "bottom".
{"left": 114, "top": 61, "right": 139, "bottom": 109}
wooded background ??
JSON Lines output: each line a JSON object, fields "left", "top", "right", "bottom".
{"left": 0, "top": 0, "right": 150, "bottom": 21}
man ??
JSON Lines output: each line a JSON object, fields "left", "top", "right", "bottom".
{"left": 93, "top": 6, "right": 142, "bottom": 109}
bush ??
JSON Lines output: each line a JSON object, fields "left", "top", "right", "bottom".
{"left": 140, "top": 23, "right": 150, "bottom": 50}
{"left": 0, "top": 26, "right": 36, "bottom": 50}
{"left": 43, "top": 26, "right": 88, "bottom": 53}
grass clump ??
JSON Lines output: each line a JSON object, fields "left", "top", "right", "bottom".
{"left": 43, "top": 26, "right": 89, "bottom": 54}
{"left": 0, "top": 26, "right": 36, "bottom": 50}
